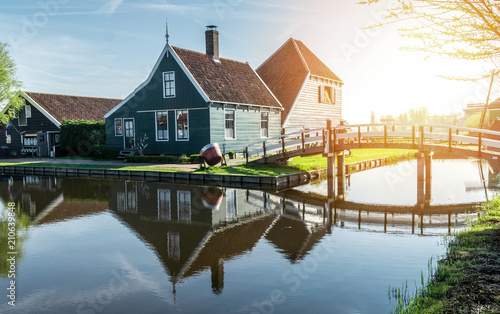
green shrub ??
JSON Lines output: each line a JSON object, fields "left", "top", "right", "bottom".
{"left": 228, "top": 151, "right": 235, "bottom": 158}
{"left": 103, "top": 148, "right": 120, "bottom": 160}
{"left": 60, "top": 120, "right": 106, "bottom": 157}
{"left": 189, "top": 154, "right": 201, "bottom": 163}
{"left": 91, "top": 145, "right": 105, "bottom": 160}
{"left": 178, "top": 156, "right": 190, "bottom": 164}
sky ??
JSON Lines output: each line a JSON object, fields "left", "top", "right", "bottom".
{"left": 0, "top": 0, "right": 498, "bottom": 123}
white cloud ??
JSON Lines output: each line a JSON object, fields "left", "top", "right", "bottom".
{"left": 96, "top": 0, "right": 125, "bottom": 15}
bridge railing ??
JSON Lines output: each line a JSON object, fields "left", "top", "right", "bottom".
{"left": 244, "top": 123, "right": 500, "bottom": 161}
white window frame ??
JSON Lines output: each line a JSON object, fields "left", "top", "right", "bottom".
{"left": 261, "top": 111, "right": 269, "bottom": 138}
{"left": 155, "top": 111, "right": 169, "bottom": 141}
{"left": 25, "top": 105, "right": 31, "bottom": 118}
{"left": 224, "top": 109, "right": 236, "bottom": 140}
{"left": 18, "top": 107, "right": 27, "bottom": 126}
{"left": 114, "top": 118, "right": 123, "bottom": 136}
{"left": 163, "top": 71, "right": 175, "bottom": 98}
{"left": 175, "top": 110, "right": 189, "bottom": 141}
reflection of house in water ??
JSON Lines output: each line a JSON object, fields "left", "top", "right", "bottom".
{"left": 107, "top": 181, "right": 330, "bottom": 294}
{"left": 0, "top": 176, "right": 109, "bottom": 225}
{"left": 107, "top": 181, "right": 281, "bottom": 294}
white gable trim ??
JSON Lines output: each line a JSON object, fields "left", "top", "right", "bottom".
{"left": 104, "top": 45, "right": 210, "bottom": 119}
{"left": 283, "top": 73, "right": 310, "bottom": 129}
{"left": 20, "top": 91, "right": 61, "bottom": 128}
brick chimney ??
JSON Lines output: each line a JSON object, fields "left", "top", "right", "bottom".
{"left": 205, "top": 25, "right": 219, "bottom": 61}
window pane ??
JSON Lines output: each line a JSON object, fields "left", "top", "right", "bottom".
{"left": 177, "top": 110, "right": 188, "bottom": 140}
{"left": 163, "top": 71, "right": 175, "bottom": 97}
{"left": 224, "top": 109, "right": 235, "bottom": 139}
{"left": 115, "top": 119, "right": 122, "bottom": 136}
{"left": 261, "top": 112, "right": 269, "bottom": 137}
{"left": 156, "top": 111, "right": 168, "bottom": 140}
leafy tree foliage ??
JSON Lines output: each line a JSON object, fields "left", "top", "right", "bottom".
{"left": 0, "top": 43, "right": 23, "bottom": 124}
{"left": 360, "top": 0, "right": 500, "bottom": 79}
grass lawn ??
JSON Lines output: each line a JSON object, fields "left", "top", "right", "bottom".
{"left": 196, "top": 163, "right": 299, "bottom": 176}
{"left": 392, "top": 197, "right": 500, "bottom": 313}
{"left": 0, "top": 148, "right": 417, "bottom": 176}
{"left": 288, "top": 148, "right": 417, "bottom": 171}
{"left": 0, "top": 162, "right": 186, "bottom": 172}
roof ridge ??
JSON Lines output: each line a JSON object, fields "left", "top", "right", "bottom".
{"left": 256, "top": 38, "right": 295, "bottom": 72}
{"left": 291, "top": 38, "right": 311, "bottom": 74}
{"left": 25, "top": 91, "right": 122, "bottom": 101}
{"left": 171, "top": 46, "right": 250, "bottom": 66}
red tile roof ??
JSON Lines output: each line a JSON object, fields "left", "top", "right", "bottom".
{"left": 172, "top": 46, "right": 282, "bottom": 109}
{"left": 256, "top": 38, "right": 342, "bottom": 124}
{"left": 24, "top": 92, "right": 122, "bottom": 123}
{"left": 293, "top": 40, "right": 342, "bottom": 82}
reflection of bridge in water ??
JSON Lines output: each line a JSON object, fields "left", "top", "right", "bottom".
{"left": 0, "top": 176, "right": 482, "bottom": 296}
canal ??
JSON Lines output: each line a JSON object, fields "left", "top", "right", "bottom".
{"left": 0, "top": 159, "right": 497, "bottom": 313}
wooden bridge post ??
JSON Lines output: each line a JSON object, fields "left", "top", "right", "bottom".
{"left": 425, "top": 152, "right": 433, "bottom": 207}
{"left": 327, "top": 120, "right": 335, "bottom": 201}
{"left": 336, "top": 151, "right": 346, "bottom": 201}
{"left": 417, "top": 152, "right": 426, "bottom": 209}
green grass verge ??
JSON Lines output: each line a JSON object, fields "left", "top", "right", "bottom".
{"left": 0, "top": 162, "right": 186, "bottom": 173}
{"left": 392, "top": 197, "right": 500, "bottom": 313}
{"left": 288, "top": 148, "right": 416, "bottom": 171}
{"left": 0, "top": 148, "right": 417, "bottom": 176}
{"left": 196, "top": 163, "right": 299, "bottom": 176}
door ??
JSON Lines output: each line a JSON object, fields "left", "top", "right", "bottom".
{"left": 124, "top": 118, "right": 134, "bottom": 149}
{"left": 37, "top": 131, "right": 48, "bottom": 157}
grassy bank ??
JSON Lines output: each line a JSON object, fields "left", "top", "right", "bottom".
{"left": 288, "top": 148, "right": 416, "bottom": 171}
{"left": 0, "top": 162, "right": 186, "bottom": 173}
{"left": 0, "top": 148, "right": 416, "bottom": 176}
{"left": 392, "top": 197, "right": 500, "bottom": 313}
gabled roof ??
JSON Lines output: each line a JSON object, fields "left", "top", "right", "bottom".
{"left": 172, "top": 46, "right": 282, "bottom": 108}
{"left": 256, "top": 38, "right": 342, "bottom": 124}
{"left": 23, "top": 92, "right": 122, "bottom": 126}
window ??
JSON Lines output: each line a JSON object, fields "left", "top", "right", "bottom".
{"left": 156, "top": 111, "right": 168, "bottom": 141}
{"left": 318, "top": 85, "right": 336, "bottom": 104}
{"left": 18, "top": 107, "right": 27, "bottom": 126}
{"left": 157, "top": 189, "right": 171, "bottom": 221}
{"left": 225, "top": 109, "right": 235, "bottom": 139}
{"left": 261, "top": 111, "right": 269, "bottom": 138}
{"left": 167, "top": 232, "right": 180, "bottom": 261}
{"left": 177, "top": 191, "right": 191, "bottom": 222}
{"left": 114, "top": 119, "right": 122, "bottom": 136}
{"left": 226, "top": 189, "right": 237, "bottom": 220}
{"left": 163, "top": 71, "right": 175, "bottom": 98}
{"left": 25, "top": 105, "right": 31, "bottom": 118}
{"left": 176, "top": 110, "right": 188, "bottom": 141}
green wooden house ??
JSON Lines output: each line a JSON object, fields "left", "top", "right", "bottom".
{"left": 104, "top": 26, "right": 283, "bottom": 156}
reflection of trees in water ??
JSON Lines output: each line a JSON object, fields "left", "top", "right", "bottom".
{"left": 0, "top": 206, "right": 30, "bottom": 278}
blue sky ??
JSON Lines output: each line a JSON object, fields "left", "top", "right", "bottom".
{"left": 0, "top": 0, "right": 496, "bottom": 123}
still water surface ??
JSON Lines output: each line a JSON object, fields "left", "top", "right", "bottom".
{"left": 0, "top": 159, "right": 498, "bottom": 314}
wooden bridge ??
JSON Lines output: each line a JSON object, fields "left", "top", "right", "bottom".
{"left": 244, "top": 121, "right": 500, "bottom": 200}
{"left": 244, "top": 122, "right": 500, "bottom": 163}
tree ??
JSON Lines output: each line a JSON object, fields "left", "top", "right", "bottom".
{"left": 0, "top": 43, "right": 23, "bottom": 125}
{"left": 370, "top": 111, "right": 376, "bottom": 123}
{"left": 360, "top": 0, "right": 500, "bottom": 80}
